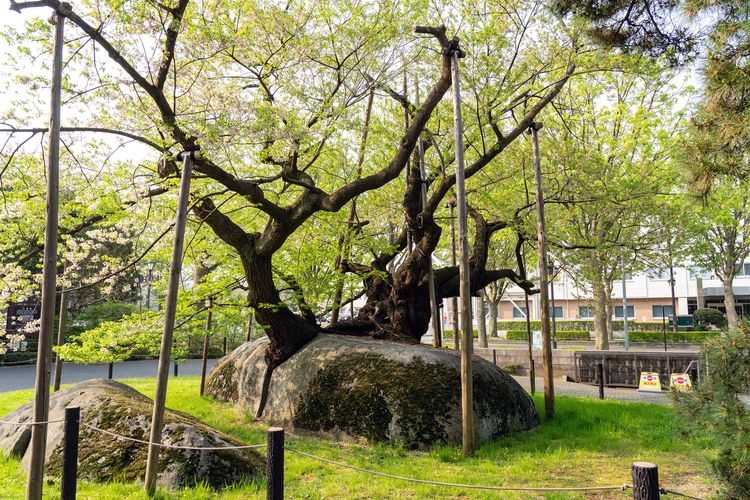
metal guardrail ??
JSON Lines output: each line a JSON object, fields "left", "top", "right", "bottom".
{"left": 575, "top": 351, "right": 701, "bottom": 388}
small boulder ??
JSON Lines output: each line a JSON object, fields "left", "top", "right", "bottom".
{"left": 0, "top": 379, "right": 264, "bottom": 491}
{"left": 206, "top": 334, "right": 538, "bottom": 447}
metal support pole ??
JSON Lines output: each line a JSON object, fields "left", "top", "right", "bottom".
{"left": 450, "top": 43, "right": 476, "bottom": 456}
{"left": 622, "top": 255, "right": 629, "bottom": 350}
{"left": 61, "top": 406, "right": 80, "bottom": 500}
{"left": 26, "top": 6, "right": 69, "bottom": 498}
{"left": 669, "top": 268, "right": 678, "bottom": 335}
{"left": 597, "top": 363, "right": 604, "bottom": 400}
{"left": 530, "top": 121, "right": 555, "bottom": 420}
{"left": 145, "top": 148, "right": 199, "bottom": 495}
{"left": 107, "top": 362, "right": 113, "bottom": 380}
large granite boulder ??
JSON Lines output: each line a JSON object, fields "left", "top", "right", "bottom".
{"left": 206, "top": 334, "right": 538, "bottom": 447}
{"left": 0, "top": 379, "right": 264, "bottom": 490}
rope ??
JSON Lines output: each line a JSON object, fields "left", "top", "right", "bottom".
{"left": 286, "top": 448, "right": 630, "bottom": 493}
{"left": 81, "top": 422, "right": 267, "bottom": 451}
{"left": 660, "top": 488, "right": 703, "bottom": 499}
{"left": 0, "top": 418, "right": 66, "bottom": 426}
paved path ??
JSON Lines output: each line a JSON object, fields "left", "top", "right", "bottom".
{"left": 0, "top": 358, "right": 218, "bottom": 393}
{"left": 511, "top": 375, "right": 672, "bottom": 404}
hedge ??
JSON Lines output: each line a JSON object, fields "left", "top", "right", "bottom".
{"left": 627, "top": 330, "right": 716, "bottom": 343}
{"left": 505, "top": 329, "right": 589, "bottom": 341}
{"left": 442, "top": 329, "right": 479, "bottom": 339}
{"left": 497, "top": 320, "right": 689, "bottom": 333}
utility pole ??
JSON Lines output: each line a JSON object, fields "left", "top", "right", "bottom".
{"left": 145, "top": 147, "right": 200, "bottom": 495}
{"left": 529, "top": 121, "right": 554, "bottom": 420}
{"left": 448, "top": 37, "right": 476, "bottom": 456}
{"left": 26, "top": 5, "right": 70, "bottom": 499}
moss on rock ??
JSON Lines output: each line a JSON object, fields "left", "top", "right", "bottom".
{"left": 295, "top": 353, "right": 465, "bottom": 447}
{"left": 209, "top": 334, "right": 538, "bottom": 447}
{"left": 2, "top": 379, "right": 264, "bottom": 491}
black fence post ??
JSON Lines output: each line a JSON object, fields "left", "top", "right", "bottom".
{"left": 267, "top": 427, "right": 284, "bottom": 500}
{"left": 223, "top": 336, "right": 227, "bottom": 355}
{"left": 62, "top": 406, "right": 80, "bottom": 500}
{"left": 530, "top": 360, "right": 536, "bottom": 395}
{"left": 597, "top": 363, "right": 604, "bottom": 400}
{"left": 492, "top": 349, "right": 496, "bottom": 365}
{"left": 632, "top": 462, "right": 659, "bottom": 499}
{"left": 174, "top": 361, "right": 178, "bottom": 377}
{"left": 107, "top": 362, "right": 113, "bottom": 380}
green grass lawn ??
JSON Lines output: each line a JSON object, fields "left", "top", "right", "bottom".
{"left": 0, "top": 377, "right": 716, "bottom": 499}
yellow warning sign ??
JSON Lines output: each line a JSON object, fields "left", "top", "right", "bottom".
{"left": 670, "top": 373, "right": 692, "bottom": 392}
{"left": 638, "top": 372, "right": 662, "bottom": 393}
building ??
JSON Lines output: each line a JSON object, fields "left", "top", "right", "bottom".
{"left": 497, "top": 262, "right": 750, "bottom": 321}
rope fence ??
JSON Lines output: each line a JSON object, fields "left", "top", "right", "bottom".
{"left": 286, "top": 446, "right": 630, "bottom": 493}
{"left": 81, "top": 422, "right": 267, "bottom": 451}
{"left": 0, "top": 409, "right": 705, "bottom": 499}
{"left": 0, "top": 418, "right": 65, "bottom": 426}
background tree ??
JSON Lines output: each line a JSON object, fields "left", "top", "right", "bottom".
{"left": 682, "top": 179, "right": 750, "bottom": 327}
{"left": 541, "top": 60, "right": 683, "bottom": 348}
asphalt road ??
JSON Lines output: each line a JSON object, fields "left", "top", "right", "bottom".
{"left": 0, "top": 358, "right": 218, "bottom": 393}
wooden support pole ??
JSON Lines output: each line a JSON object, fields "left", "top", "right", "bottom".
{"left": 530, "top": 360, "right": 536, "bottom": 394}
{"left": 524, "top": 288, "right": 535, "bottom": 395}
{"left": 26, "top": 6, "right": 69, "bottom": 498}
{"left": 448, "top": 199, "right": 459, "bottom": 350}
{"left": 144, "top": 148, "right": 199, "bottom": 495}
{"left": 200, "top": 297, "right": 213, "bottom": 396}
{"left": 53, "top": 279, "right": 68, "bottom": 391}
{"left": 450, "top": 42, "right": 476, "bottom": 457}
{"left": 61, "top": 406, "right": 80, "bottom": 500}
{"left": 632, "top": 462, "right": 660, "bottom": 499}
{"left": 530, "top": 121, "right": 555, "bottom": 420}
{"left": 415, "top": 79, "right": 442, "bottom": 349}
{"left": 267, "top": 427, "right": 284, "bottom": 500}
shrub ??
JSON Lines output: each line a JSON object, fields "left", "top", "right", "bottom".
{"left": 627, "top": 330, "right": 716, "bottom": 343}
{"left": 693, "top": 308, "right": 727, "bottom": 329}
{"left": 674, "top": 321, "right": 750, "bottom": 497}
{"left": 505, "top": 329, "right": 589, "bottom": 341}
{"left": 442, "top": 329, "right": 479, "bottom": 339}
